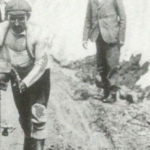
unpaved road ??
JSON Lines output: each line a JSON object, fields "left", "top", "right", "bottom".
{"left": 1, "top": 64, "right": 150, "bottom": 150}
{"left": 0, "top": 64, "right": 113, "bottom": 150}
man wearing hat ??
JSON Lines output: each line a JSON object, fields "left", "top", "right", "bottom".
{"left": 83, "top": 0, "right": 126, "bottom": 102}
{"left": 0, "top": 0, "right": 51, "bottom": 149}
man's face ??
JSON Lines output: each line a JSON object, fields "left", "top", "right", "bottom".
{"left": 8, "top": 14, "right": 27, "bottom": 34}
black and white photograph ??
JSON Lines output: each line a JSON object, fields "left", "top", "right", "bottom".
{"left": 0, "top": 0, "right": 150, "bottom": 150}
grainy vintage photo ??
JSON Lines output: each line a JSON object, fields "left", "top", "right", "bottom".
{"left": 0, "top": 0, "right": 150, "bottom": 150}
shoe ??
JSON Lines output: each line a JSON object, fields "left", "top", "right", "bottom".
{"left": 102, "top": 93, "right": 116, "bottom": 103}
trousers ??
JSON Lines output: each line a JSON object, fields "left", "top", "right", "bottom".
{"left": 96, "top": 33, "right": 120, "bottom": 95}
{"left": 10, "top": 66, "right": 50, "bottom": 139}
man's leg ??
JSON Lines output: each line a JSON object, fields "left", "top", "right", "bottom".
{"left": 29, "top": 69, "right": 50, "bottom": 150}
{"left": 24, "top": 137, "right": 44, "bottom": 150}
{"left": 103, "top": 43, "right": 120, "bottom": 102}
{"left": 10, "top": 69, "right": 50, "bottom": 150}
{"left": 10, "top": 81, "right": 33, "bottom": 150}
{"left": 96, "top": 35, "right": 111, "bottom": 98}
{"left": 23, "top": 137, "right": 33, "bottom": 150}
{"left": 31, "top": 139, "right": 45, "bottom": 150}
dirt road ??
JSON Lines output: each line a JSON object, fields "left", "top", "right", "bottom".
{"left": 1, "top": 64, "right": 150, "bottom": 150}
{"left": 0, "top": 64, "right": 113, "bottom": 150}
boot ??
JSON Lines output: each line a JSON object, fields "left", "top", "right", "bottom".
{"left": 31, "top": 139, "right": 45, "bottom": 150}
{"left": 102, "top": 86, "right": 117, "bottom": 103}
{"left": 23, "top": 137, "right": 33, "bottom": 150}
{"left": 102, "top": 92, "right": 116, "bottom": 103}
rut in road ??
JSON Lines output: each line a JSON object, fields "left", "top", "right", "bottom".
{"left": 45, "top": 66, "right": 114, "bottom": 150}
{"left": 0, "top": 65, "right": 114, "bottom": 150}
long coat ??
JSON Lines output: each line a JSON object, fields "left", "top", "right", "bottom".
{"left": 83, "top": 0, "right": 126, "bottom": 43}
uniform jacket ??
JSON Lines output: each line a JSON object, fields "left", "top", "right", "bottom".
{"left": 0, "top": 21, "right": 50, "bottom": 88}
{"left": 83, "top": 0, "right": 126, "bottom": 43}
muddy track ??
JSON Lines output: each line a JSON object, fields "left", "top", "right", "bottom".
{"left": 0, "top": 65, "right": 113, "bottom": 150}
{"left": 45, "top": 66, "right": 114, "bottom": 150}
{"left": 1, "top": 64, "right": 150, "bottom": 150}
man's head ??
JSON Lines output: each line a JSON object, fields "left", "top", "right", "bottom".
{"left": 5, "top": 0, "right": 32, "bottom": 34}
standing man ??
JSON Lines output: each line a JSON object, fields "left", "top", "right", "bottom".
{"left": 0, "top": 0, "right": 51, "bottom": 149}
{"left": 83, "top": 0, "right": 126, "bottom": 102}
